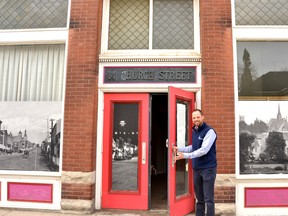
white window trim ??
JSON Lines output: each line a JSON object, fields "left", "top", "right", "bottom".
{"left": 0, "top": 29, "right": 68, "bottom": 45}
{"left": 234, "top": 26, "right": 288, "bottom": 41}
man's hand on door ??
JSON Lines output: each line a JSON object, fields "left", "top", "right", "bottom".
{"left": 175, "top": 152, "right": 184, "bottom": 160}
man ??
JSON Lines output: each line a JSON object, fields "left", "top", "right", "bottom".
{"left": 173, "top": 109, "right": 217, "bottom": 216}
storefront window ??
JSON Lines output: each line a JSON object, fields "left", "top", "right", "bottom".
{"left": 237, "top": 41, "right": 288, "bottom": 175}
{"left": 0, "top": 44, "right": 65, "bottom": 172}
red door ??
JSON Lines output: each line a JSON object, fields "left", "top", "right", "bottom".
{"left": 102, "top": 93, "right": 149, "bottom": 210}
{"left": 168, "top": 86, "right": 195, "bottom": 216}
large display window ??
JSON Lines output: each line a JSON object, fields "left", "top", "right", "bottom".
{"left": 0, "top": 44, "right": 65, "bottom": 173}
{"left": 237, "top": 41, "right": 288, "bottom": 175}
{"left": 234, "top": 0, "right": 288, "bottom": 214}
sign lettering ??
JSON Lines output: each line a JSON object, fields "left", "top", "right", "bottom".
{"left": 104, "top": 67, "right": 196, "bottom": 84}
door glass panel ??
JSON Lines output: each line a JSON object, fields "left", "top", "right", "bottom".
{"left": 112, "top": 103, "right": 139, "bottom": 191}
{"left": 176, "top": 100, "right": 189, "bottom": 196}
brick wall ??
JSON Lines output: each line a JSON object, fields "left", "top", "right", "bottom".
{"left": 215, "top": 186, "right": 236, "bottom": 203}
{"left": 62, "top": 0, "right": 102, "bottom": 200}
{"left": 200, "top": 0, "right": 235, "bottom": 175}
{"left": 62, "top": 183, "right": 95, "bottom": 200}
{"left": 64, "top": 0, "right": 101, "bottom": 173}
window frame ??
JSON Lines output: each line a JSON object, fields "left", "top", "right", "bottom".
{"left": 0, "top": 11, "right": 69, "bottom": 177}
{"left": 100, "top": 0, "right": 200, "bottom": 59}
{"left": 0, "top": 1, "right": 68, "bottom": 211}
{"left": 232, "top": 0, "right": 288, "bottom": 179}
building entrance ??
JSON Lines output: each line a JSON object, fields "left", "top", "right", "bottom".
{"left": 150, "top": 94, "right": 168, "bottom": 209}
{"left": 101, "top": 87, "right": 195, "bottom": 214}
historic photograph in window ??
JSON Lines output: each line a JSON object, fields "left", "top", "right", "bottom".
{"left": 239, "top": 101, "right": 288, "bottom": 174}
{"left": 0, "top": 44, "right": 65, "bottom": 173}
{"left": 237, "top": 42, "right": 288, "bottom": 98}
{"left": 0, "top": 102, "right": 61, "bottom": 172}
{"left": 237, "top": 41, "right": 288, "bottom": 174}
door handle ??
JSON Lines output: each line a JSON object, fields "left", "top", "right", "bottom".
{"left": 172, "top": 143, "right": 176, "bottom": 167}
{"left": 142, "top": 142, "right": 146, "bottom": 164}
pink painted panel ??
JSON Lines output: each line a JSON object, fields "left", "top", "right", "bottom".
{"left": 245, "top": 187, "right": 288, "bottom": 207}
{"left": 8, "top": 182, "right": 53, "bottom": 203}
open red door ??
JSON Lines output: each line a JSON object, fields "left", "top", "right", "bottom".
{"left": 102, "top": 93, "right": 149, "bottom": 210}
{"left": 168, "top": 86, "right": 195, "bottom": 216}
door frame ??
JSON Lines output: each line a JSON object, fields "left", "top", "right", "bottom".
{"left": 95, "top": 87, "right": 201, "bottom": 210}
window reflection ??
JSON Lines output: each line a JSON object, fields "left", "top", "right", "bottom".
{"left": 112, "top": 103, "right": 139, "bottom": 191}
{"left": 176, "top": 100, "right": 189, "bottom": 196}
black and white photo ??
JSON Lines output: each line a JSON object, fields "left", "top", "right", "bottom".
{"left": 0, "top": 101, "right": 62, "bottom": 172}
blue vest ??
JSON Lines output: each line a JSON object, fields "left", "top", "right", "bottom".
{"left": 192, "top": 122, "right": 217, "bottom": 170}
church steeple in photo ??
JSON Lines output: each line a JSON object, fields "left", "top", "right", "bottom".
{"left": 277, "top": 103, "right": 282, "bottom": 120}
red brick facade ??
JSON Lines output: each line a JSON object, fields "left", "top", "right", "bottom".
{"left": 62, "top": 183, "right": 95, "bottom": 200}
{"left": 62, "top": 0, "right": 102, "bottom": 201}
{"left": 63, "top": 0, "right": 102, "bottom": 173}
{"left": 63, "top": 0, "right": 235, "bottom": 207}
{"left": 200, "top": 0, "right": 235, "bottom": 203}
{"left": 215, "top": 186, "right": 236, "bottom": 203}
{"left": 200, "top": 0, "right": 235, "bottom": 175}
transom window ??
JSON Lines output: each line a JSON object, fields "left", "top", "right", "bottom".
{"left": 234, "top": 0, "right": 288, "bottom": 25}
{"left": 0, "top": 0, "right": 69, "bottom": 29}
{"left": 104, "top": 0, "right": 198, "bottom": 51}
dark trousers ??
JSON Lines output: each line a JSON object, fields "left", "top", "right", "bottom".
{"left": 193, "top": 167, "right": 217, "bottom": 216}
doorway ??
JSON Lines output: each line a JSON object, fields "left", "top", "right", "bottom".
{"left": 150, "top": 94, "right": 168, "bottom": 210}
{"left": 100, "top": 89, "right": 195, "bottom": 214}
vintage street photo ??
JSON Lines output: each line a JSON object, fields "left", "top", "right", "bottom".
{"left": 0, "top": 101, "right": 62, "bottom": 172}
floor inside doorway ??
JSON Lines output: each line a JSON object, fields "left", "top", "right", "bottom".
{"left": 151, "top": 173, "right": 167, "bottom": 210}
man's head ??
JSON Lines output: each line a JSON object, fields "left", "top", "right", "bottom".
{"left": 192, "top": 109, "right": 204, "bottom": 128}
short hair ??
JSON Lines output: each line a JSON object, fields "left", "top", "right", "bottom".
{"left": 192, "top": 108, "right": 203, "bottom": 115}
